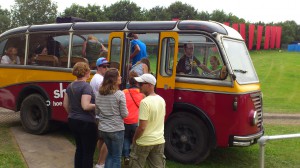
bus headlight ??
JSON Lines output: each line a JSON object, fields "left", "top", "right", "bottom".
{"left": 249, "top": 110, "right": 259, "bottom": 126}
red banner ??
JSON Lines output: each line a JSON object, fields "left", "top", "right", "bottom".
{"left": 264, "top": 26, "right": 271, "bottom": 50}
{"left": 276, "top": 26, "right": 282, "bottom": 49}
{"left": 248, "top": 24, "right": 255, "bottom": 50}
{"left": 270, "top": 26, "right": 277, "bottom": 49}
{"left": 223, "top": 22, "right": 230, "bottom": 26}
{"left": 232, "top": 23, "right": 239, "bottom": 32}
{"left": 256, "top": 25, "right": 263, "bottom": 50}
{"left": 239, "top": 23, "right": 246, "bottom": 40}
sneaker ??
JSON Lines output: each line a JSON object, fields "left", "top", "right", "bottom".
{"left": 95, "top": 164, "right": 104, "bottom": 168}
{"left": 124, "top": 157, "right": 130, "bottom": 165}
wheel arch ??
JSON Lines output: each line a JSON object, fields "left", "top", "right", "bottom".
{"left": 17, "top": 85, "right": 52, "bottom": 119}
{"left": 171, "top": 102, "right": 217, "bottom": 149}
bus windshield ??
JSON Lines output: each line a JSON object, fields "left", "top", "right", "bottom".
{"left": 223, "top": 38, "right": 259, "bottom": 84}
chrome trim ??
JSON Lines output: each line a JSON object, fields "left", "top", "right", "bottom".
{"left": 233, "top": 131, "right": 264, "bottom": 141}
{"left": 233, "top": 141, "right": 251, "bottom": 146}
{"left": 176, "top": 76, "right": 233, "bottom": 87}
{"left": 174, "top": 87, "right": 261, "bottom": 95}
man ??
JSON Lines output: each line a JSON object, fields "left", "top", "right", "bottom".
{"left": 128, "top": 33, "right": 147, "bottom": 66}
{"left": 130, "top": 73, "right": 166, "bottom": 168}
{"left": 176, "top": 43, "right": 209, "bottom": 75}
{"left": 90, "top": 57, "right": 109, "bottom": 168}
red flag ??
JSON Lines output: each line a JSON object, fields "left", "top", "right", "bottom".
{"left": 223, "top": 22, "right": 230, "bottom": 26}
{"left": 275, "top": 26, "right": 282, "bottom": 49}
{"left": 248, "top": 24, "right": 255, "bottom": 50}
{"left": 232, "top": 23, "right": 239, "bottom": 32}
{"left": 264, "top": 26, "right": 271, "bottom": 50}
{"left": 239, "top": 23, "right": 246, "bottom": 40}
{"left": 256, "top": 25, "right": 263, "bottom": 50}
{"left": 270, "top": 26, "right": 277, "bottom": 49}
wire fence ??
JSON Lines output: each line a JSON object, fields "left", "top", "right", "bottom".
{"left": 0, "top": 107, "right": 21, "bottom": 127}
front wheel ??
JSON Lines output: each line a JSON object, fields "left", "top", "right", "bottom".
{"left": 165, "top": 112, "right": 211, "bottom": 164}
{"left": 20, "top": 94, "right": 50, "bottom": 134}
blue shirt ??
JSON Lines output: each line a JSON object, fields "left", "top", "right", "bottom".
{"left": 131, "top": 39, "right": 147, "bottom": 65}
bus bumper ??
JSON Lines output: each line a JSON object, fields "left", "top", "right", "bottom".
{"left": 230, "top": 129, "right": 264, "bottom": 147}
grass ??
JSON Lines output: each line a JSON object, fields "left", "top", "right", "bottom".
{"left": 251, "top": 50, "right": 300, "bottom": 113}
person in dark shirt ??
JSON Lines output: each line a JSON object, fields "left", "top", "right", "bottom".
{"left": 47, "top": 35, "right": 67, "bottom": 57}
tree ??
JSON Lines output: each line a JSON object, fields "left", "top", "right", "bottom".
{"left": 63, "top": 4, "right": 106, "bottom": 22}
{"left": 10, "top": 0, "right": 57, "bottom": 28}
{"left": 103, "top": 0, "right": 144, "bottom": 21}
{"left": 167, "top": 1, "right": 198, "bottom": 20}
{"left": 277, "top": 20, "right": 298, "bottom": 44}
{"left": 198, "top": 11, "right": 210, "bottom": 21}
{"left": 145, "top": 6, "right": 170, "bottom": 21}
{"left": 0, "top": 7, "right": 11, "bottom": 33}
{"left": 210, "top": 10, "right": 228, "bottom": 23}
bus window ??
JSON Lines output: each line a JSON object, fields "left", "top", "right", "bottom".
{"left": 74, "top": 33, "right": 109, "bottom": 69}
{"left": 177, "top": 34, "right": 225, "bottom": 80}
{"left": 110, "top": 37, "right": 121, "bottom": 69}
{"left": 160, "top": 37, "right": 175, "bottom": 76}
{"left": 0, "top": 34, "right": 26, "bottom": 65}
{"left": 29, "top": 33, "right": 69, "bottom": 67}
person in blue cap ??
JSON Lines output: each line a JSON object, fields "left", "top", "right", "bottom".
{"left": 90, "top": 57, "right": 110, "bottom": 168}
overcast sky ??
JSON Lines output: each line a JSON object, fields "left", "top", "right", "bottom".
{"left": 2, "top": 0, "right": 300, "bottom": 24}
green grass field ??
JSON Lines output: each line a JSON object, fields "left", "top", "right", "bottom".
{"left": 251, "top": 50, "right": 300, "bottom": 113}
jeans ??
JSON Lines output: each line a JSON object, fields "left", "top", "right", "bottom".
{"left": 101, "top": 130, "right": 124, "bottom": 168}
{"left": 123, "top": 123, "right": 138, "bottom": 157}
{"left": 68, "top": 118, "right": 98, "bottom": 168}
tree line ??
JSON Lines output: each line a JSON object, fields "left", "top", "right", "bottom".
{"left": 1, "top": 0, "right": 299, "bottom": 46}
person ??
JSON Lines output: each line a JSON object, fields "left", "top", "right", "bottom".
{"left": 208, "top": 56, "right": 222, "bottom": 71}
{"left": 95, "top": 68, "right": 128, "bottom": 168}
{"left": 130, "top": 57, "right": 151, "bottom": 76}
{"left": 82, "top": 35, "right": 107, "bottom": 63}
{"left": 130, "top": 73, "right": 166, "bottom": 168}
{"left": 47, "top": 35, "right": 67, "bottom": 58}
{"left": 31, "top": 45, "right": 48, "bottom": 64}
{"left": 127, "top": 33, "right": 147, "bottom": 66}
{"left": 62, "top": 62, "right": 97, "bottom": 168}
{"left": 90, "top": 57, "right": 110, "bottom": 168}
{"left": 1, "top": 47, "right": 21, "bottom": 64}
{"left": 176, "top": 43, "right": 209, "bottom": 75}
{"left": 122, "top": 71, "right": 145, "bottom": 165}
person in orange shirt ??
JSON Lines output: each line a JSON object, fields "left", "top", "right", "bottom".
{"left": 122, "top": 71, "right": 145, "bottom": 165}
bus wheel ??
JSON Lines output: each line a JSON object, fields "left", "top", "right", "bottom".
{"left": 20, "top": 94, "right": 50, "bottom": 134}
{"left": 165, "top": 112, "right": 210, "bottom": 164}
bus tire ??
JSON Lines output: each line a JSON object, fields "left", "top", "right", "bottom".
{"left": 165, "top": 112, "right": 210, "bottom": 164}
{"left": 20, "top": 94, "right": 50, "bottom": 134}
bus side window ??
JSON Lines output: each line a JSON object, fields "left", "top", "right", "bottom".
{"left": 160, "top": 38, "right": 175, "bottom": 76}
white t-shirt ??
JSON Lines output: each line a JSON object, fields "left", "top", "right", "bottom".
{"left": 90, "top": 73, "right": 104, "bottom": 97}
{"left": 1, "top": 55, "right": 21, "bottom": 64}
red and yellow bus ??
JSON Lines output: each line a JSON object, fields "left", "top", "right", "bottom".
{"left": 0, "top": 20, "right": 263, "bottom": 163}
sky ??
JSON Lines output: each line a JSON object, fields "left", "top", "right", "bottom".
{"left": 2, "top": 0, "right": 300, "bottom": 24}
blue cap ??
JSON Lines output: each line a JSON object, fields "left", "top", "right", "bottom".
{"left": 96, "top": 57, "right": 110, "bottom": 67}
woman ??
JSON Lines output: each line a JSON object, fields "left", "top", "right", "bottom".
{"left": 63, "top": 62, "right": 97, "bottom": 168}
{"left": 209, "top": 56, "right": 222, "bottom": 71}
{"left": 122, "top": 71, "right": 145, "bottom": 165}
{"left": 130, "top": 57, "right": 150, "bottom": 76}
{"left": 82, "top": 35, "right": 107, "bottom": 63}
{"left": 96, "top": 68, "right": 128, "bottom": 168}
{"left": 1, "top": 47, "right": 21, "bottom": 64}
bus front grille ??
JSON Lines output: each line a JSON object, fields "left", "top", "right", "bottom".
{"left": 250, "top": 92, "right": 263, "bottom": 129}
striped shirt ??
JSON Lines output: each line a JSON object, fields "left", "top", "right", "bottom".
{"left": 96, "top": 90, "right": 128, "bottom": 132}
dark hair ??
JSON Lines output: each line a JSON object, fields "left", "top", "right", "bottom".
{"left": 35, "top": 45, "right": 44, "bottom": 54}
{"left": 128, "top": 71, "right": 138, "bottom": 86}
{"left": 140, "top": 57, "right": 151, "bottom": 72}
{"left": 99, "top": 68, "right": 119, "bottom": 95}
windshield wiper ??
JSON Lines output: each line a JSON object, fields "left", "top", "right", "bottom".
{"left": 233, "top": 69, "right": 247, "bottom": 73}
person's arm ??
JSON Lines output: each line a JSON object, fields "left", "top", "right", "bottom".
{"left": 81, "top": 94, "right": 95, "bottom": 111}
{"left": 82, "top": 41, "right": 87, "bottom": 57}
{"left": 119, "top": 92, "right": 128, "bottom": 118}
{"left": 142, "top": 63, "right": 149, "bottom": 74}
{"left": 63, "top": 92, "right": 70, "bottom": 113}
{"left": 132, "top": 119, "right": 148, "bottom": 144}
{"left": 130, "top": 44, "right": 140, "bottom": 59}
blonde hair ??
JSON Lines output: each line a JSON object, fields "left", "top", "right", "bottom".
{"left": 99, "top": 68, "right": 119, "bottom": 95}
{"left": 87, "top": 35, "right": 98, "bottom": 41}
{"left": 72, "top": 62, "right": 90, "bottom": 78}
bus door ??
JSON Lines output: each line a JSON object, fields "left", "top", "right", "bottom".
{"left": 156, "top": 32, "right": 178, "bottom": 117}
{"left": 108, "top": 32, "right": 126, "bottom": 88}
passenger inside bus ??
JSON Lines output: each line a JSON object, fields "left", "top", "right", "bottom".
{"left": 46, "top": 35, "right": 67, "bottom": 58}
{"left": 1, "top": 47, "right": 21, "bottom": 65}
{"left": 30, "top": 45, "right": 48, "bottom": 65}
{"left": 176, "top": 43, "right": 210, "bottom": 75}
{"left": 82, "top": 35, "right": 107, "bottom": 63}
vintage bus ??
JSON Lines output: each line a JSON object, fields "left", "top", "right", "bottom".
{"left": 0, "top": 20, "right": 263, "bottom": 163}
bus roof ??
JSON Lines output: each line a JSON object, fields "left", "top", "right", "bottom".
{"left": 0, "top": 20, "right": 237, "bottom": 38}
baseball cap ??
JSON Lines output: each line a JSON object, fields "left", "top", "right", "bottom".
{"left": 134, "top": 73, "right": 156, "bottom": 85}
{"left": 96, "top": 57, "right": 110, "bottom": 67}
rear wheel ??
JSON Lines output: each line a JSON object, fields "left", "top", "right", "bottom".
{"left": 20, "top": 94, "right": 50, "bottom": 134}
{"left": 165, "top": 112, "right": 211, "bottom": 164}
